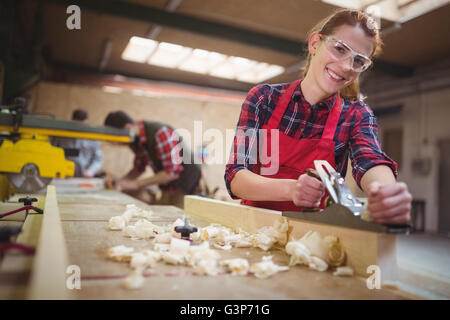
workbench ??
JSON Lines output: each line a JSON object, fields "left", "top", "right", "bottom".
{"left": 0, "top": 185, "right": 418, "bottom": 300}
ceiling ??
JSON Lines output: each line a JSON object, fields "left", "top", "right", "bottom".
{"left": 13, "top": 0, "right": 450, "bottom": 93}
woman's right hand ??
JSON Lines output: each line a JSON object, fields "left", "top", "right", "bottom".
{"left": 291, "top": 173, "right": 325, "bottom": 207}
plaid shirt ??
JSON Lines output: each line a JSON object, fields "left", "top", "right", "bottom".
{"left": 133, "top": 121, "right": 183, "bottom": 176}
{"left": 225, "top": 81, "right": 398, "bottom": 199}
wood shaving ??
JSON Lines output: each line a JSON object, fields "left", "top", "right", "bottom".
{"left": 285, "top": 231, "right": 346, "bottom": 272}
{"left": 323, "top": 235, "right": 345, "bottom": 267}
{"left": 132, "top": 219, "right": 163, "bottom": 239}
{"left": 212, "top": 243, "right": 232, "bottom": 251}
{"left": 161, "top": 251, "right": 186, "bottom": 265}
{"left": 108, "top": 215, "right": 127, "bottom": 231}
{"left": 170, "top": 238, "right": 191, "bottom": 255}
{"left": 109, "top": 204, "right": 153, "bottom": 231}
{"left": 250, "top": 256, "right": 289, "bottom": 279}
{"left": 123, "top": 204, "right": 153, "bottom": 220}
{"left": 107, "top": 245, "right": 134, "bottom": 262}
{"left": 154, "top": 232, "right": 172, "bottom": 244}
{"left": 130, "top": 250, "right": 161, "bottom": 270}
{"left": 249, "top": 232, "right": 276, "bottom": 251}
{"left": 122, "top": 271, "right": 145, "bottom": 289}
{"left": 199, "top": 224, "right": 224, "bottom": 241}
{"left": 160, "top": 238, "right": 190, "bottom": 265}
{"left": 285, "top": 241, "right": 311, "bottom": 266}
{"left": 220, "top": 258, "right": 249, "bottom": 276}
{"left": 299, "top": 231, "right": 345, "bottom": 267}
{"left": 309, "top": 256, "right": 328, "bottom": 272}
{"left": 153, "top": 243, "right": 170, "bottom": 252}
{"left": 234, "top": 238, "right": 252, "bottom": 248}
{"left": 249, "top": 217, "right": 289, "bottom": 251}
{"left": 187, "top": 242, "right": 221, "bottom": 275}
{"left": 333, "top": 266, "right": 354, "bottom": 277}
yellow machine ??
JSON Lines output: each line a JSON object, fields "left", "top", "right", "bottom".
{"left": 0, "top": 134, "right": 74, "bottom": 194}
{"left": 0, "top": 103, "right": 132, "bottom": 199}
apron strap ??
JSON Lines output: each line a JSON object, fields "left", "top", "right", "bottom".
{"left": 266, "top": 79, "right": 301, "bottom": 129}
{"left": 321, "top": 94, "right": 342, "bottom": 141}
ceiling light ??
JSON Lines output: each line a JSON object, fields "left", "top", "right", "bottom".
{"left": 178, "top": 49, "right": 227, "bottom": 74}
{"left": 122, "top": 36, "right": 286, "bottom": 83}
{"left": 122, "top": 36, "right": 158, "bottom": 63}
{"left": 237, "top": 62, "right": 285, "bottom": 83}
{"left": 148, "top": 42, "right": 193, "bottom": 68}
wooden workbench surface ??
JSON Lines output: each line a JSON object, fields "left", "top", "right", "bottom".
{"left": 1, "top": 189, "right": 412, "bottom": 299}
{"left": 57, "top": 190, "right": 410, "bottom": 300}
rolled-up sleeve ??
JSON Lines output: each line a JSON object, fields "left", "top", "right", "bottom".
{"left": 225, "top": 84, "right": 269, "bottom": 199}
{"left": 349, "top": 103, "right": 398, "bottom": 188}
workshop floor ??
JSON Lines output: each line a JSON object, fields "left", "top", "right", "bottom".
{"left": 397, "top": 232, "right": 450, "bottom": 299}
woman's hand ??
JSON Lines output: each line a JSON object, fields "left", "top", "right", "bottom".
{"left": 292, "top": 173, "right": 325, "bottom": 207}
{"left": 368, "top": 182, "right": 412, "bottom": 224}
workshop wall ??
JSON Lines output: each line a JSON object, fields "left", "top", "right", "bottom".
{"left": 29, "top": 81, "right": 245, "bottom": 201}
{"left": 365, "top": 59, "right": 450, "bottom": 233}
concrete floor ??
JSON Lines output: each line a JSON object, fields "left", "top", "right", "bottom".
{"left": 396, "top": 232, "right": 450, "bottom": 299}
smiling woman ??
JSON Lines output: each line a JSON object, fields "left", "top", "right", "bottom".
{"left": 225, "top": 9, "right": 413, "bottom": 225}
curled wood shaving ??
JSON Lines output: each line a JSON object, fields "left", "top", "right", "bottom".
{"left": 333, "top": 266, "right": 354, "bottom": 277}
{"left": 220, "top": 258, "right": 250, "bottom": 276}
{"left": 250, "top": 256, "right": 289, "bottom": 279}
{"left": 107, "top": 245, "right": 134, "bottom": 262}
{"left": 122, "top": 271, "right": 145, "bottom": 289}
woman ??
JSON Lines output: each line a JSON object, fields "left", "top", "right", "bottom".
{"left": 225, "top": 9, "right": 411, "bottom": 224}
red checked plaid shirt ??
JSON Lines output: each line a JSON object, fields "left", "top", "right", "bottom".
{"left": 133, "top": 121, "right": 183, "bottom": 176}
{"left": 225, "top": 81, "right": 398, "bottom": 199}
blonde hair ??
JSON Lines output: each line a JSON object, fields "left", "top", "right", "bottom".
{"left": 302, "top": 9, "right": 383, "bottom": 101}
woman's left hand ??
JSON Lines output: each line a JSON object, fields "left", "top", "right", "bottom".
{"left": 367, "top": 181, "right": 412, "bottom": 224}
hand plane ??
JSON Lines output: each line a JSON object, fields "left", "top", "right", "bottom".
{"left": 283, "top": 160, "right": 411, "bottom": 234}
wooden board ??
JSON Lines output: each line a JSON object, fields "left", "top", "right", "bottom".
{"left": 184, "top": 196, "right": 398, "bottom": 282}
{"left": 27, "top": 186, "right": 72, "bottom": 299}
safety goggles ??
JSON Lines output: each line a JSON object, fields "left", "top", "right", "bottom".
{"left": 320, "top": 35, "right": 372, "bottom": 72}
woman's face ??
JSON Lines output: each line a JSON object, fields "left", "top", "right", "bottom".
{"left": 308, "top": 24, "right": 374, "bottom": 96}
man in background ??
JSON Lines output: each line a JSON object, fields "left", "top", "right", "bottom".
{"left": 104, "top": 111, "right": 201, "bottom": 208}
{"left": 52, "top": 109, "right": 104, "bottom": 177}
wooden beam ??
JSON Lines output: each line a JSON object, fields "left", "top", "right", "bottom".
{"left": 27, "top": 186, "right": 72, "bottom": 299}
{"left": 184, "top": 196, "right": 398, "bottom": 282}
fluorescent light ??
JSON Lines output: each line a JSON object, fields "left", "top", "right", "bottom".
{"left": 237, "top": 62, "right": 285, "bottom": 83}
{"left": 122, "top": 36, "right": 158, "bottom": 63}
{"left": 148, "top": 42, "right": 193, "bottom": 68}
{"left": 209, "top": 57, "right": 237, "bottom": 79}
{"left": 179, "top": 49, "right": 227, "bottom": 74}
{"left": 121, "top": 36, "right": 286, "bottom": 83}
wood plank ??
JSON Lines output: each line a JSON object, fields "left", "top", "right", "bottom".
{"left": 27, "top": 186, "right": 73, "bottom": 299}
{"left": 184, "top": 196, "right": 398, "bottom": 282}
{"left": 1, "top": 214, "right": 43, "bottom": 273}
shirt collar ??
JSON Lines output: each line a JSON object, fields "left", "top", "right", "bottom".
{"left": 292, "top": 79, "right": 338, "bottom": 110}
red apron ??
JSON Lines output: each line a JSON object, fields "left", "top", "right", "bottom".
{"left": 241, "top": 79, "right": 342, "bottom": 211}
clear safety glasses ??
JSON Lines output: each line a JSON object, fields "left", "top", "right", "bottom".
{"left": 321, "top": 35, "right": 372, "bottom": 72}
